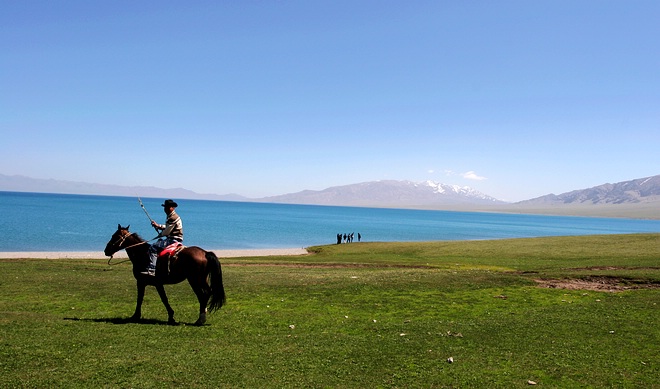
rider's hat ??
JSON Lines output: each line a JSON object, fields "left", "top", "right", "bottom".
{"left": 161, "top": 199, "right": 178, "bottom": 208}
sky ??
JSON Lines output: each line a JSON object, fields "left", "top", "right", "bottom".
{"left": 1, "top": 1, "right": 659, "bottom": 202}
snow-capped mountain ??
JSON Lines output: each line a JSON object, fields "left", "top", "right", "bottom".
{"left": 260, "top": 180, "right": 504, "bottom": 207}
{"left": 421, "top": 181, "right": 498, "bottom": 201}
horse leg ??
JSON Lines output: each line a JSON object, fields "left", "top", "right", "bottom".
{"left": 130, "top": 281, "right": 146, "bottom": 322}
{"left": 189, "top": 279, "right": 211, "bottom": 326}
{"left": 155, "top": 284, "right": 176, "bottom": 325}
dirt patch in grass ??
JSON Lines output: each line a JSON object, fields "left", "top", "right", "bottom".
{"left": 535, "top": 276, "right": 660, "bottom": 292}
{"left": 226, "top": 262, "right": 435, "bottom": 269}
{"left": 567, "top": 266, "right": 660, "bottom": 271}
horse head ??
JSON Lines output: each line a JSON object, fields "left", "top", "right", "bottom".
{"left": 104, "top": 224, "right": 132, "bottom": 257}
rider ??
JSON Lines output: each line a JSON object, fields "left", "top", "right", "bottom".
{"left": 142, "top": 199, "right": 183, "bottom": 276}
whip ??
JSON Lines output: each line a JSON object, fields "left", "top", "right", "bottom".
{"left": 137, "top": 196, "right": 160, "bottom": 233}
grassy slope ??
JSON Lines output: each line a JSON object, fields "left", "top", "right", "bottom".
{"left": 1, "top": 234, "right": 658, "bottom": 388}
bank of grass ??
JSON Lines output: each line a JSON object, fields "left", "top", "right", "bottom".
{"left": 1, "top": 234, "right": 658, "bottom": 388}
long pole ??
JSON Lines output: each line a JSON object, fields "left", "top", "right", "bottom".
{"left": 137, "top": 196, "right": 160, "bottom": 233}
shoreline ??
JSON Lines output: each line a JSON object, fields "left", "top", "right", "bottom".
{"left": 0, "top": 248, "right": 309, "bottom": 259}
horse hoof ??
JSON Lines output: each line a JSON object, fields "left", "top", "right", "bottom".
{"left": 194, "top": 312, "right": 207, "bottom": 326}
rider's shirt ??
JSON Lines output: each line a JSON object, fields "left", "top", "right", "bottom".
{"left": 158, "top": 210, "right": 183, "bottom": 242}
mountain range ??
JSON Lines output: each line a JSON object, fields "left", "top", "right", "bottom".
{"left": 518, "top": 175, "right": 660, "bottom": 205}
{"left": 0, "top": 173, "right": 247, "bottom": 202}
{"left": 1, "top": 173, "right": 659, "bottom": 218}
{"left": 261, "top": 180, "right": 504, "bottom": 207}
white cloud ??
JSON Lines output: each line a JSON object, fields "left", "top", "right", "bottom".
{"left": 462, "top": 171, "right": 487, "bottom": 181}
{"left": 427, "top": 169, "right": 435, "bottom": 174}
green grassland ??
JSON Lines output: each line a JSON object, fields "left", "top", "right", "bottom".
{"left": 1, "top": 234, "right": 659, "bottom": 388}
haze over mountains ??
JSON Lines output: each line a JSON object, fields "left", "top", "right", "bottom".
{"left": 1, "top": 173, "right": 659, "bottom": 219}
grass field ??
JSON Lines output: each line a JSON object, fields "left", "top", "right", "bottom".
{"left": 1, "top": 234, "right": 659, "bottom": 388}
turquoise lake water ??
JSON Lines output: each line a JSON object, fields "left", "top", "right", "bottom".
{"left": 3, "top": 191, "right": 660, "bottom": 252}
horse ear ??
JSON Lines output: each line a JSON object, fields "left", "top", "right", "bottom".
{"left": 126, "top": 225, "right": 130, "bottom": 230}
{"left": 117, "top": 224, "right": 121, "bottom": 230}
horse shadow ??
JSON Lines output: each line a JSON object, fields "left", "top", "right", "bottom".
{"left": 63, "top": 317, "right": 200, "bottom": 326}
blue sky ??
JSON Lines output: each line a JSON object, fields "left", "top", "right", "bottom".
{"left": 2, "top": 1, "right": 658, "bottom": 202}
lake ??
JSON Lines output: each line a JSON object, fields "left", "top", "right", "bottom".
{"left": 3, "top": 191, "right": 660, "bottom": 252}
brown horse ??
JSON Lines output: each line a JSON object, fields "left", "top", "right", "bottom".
{"left": 104, "top": 224, "right": 226, "bottom": 325}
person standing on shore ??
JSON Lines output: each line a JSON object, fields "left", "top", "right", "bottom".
{"left": 142, "top": 199, "right": 184, "bottom": 276}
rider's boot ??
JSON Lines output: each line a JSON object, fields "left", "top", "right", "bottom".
{"left": 141, "top": 249, "right": 158, "bottom": 276}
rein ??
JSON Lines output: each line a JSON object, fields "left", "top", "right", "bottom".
{"left": 107, "top": 257, "right": 132, "bottom": 266}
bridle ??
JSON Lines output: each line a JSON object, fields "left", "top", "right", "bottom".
{"left": 106, "top": 231, "right": 149, "bottom": 265}
{"left": 111, "top": 231, "right": 137, "bottom": 250}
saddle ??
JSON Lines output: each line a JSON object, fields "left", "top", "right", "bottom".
{"left": 156, "top": 242, "right": 184, "bottom": 276}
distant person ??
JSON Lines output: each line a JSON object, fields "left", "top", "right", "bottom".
{"left": 358, "top": 233, "right": 361, "bottom": 242}
{"left": 337, "top": 233, "right": 342, "bottom": 245}
{"left": 142, "top": 199, "right": 183, "bottom": 276}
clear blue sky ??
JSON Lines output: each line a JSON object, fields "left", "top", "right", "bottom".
{"left": 2, "top": 1, "right": 658, "bottom": 202}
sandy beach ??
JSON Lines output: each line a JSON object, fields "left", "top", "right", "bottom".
{"left": 0, "top": 248, "right": 309, "bottom": 259}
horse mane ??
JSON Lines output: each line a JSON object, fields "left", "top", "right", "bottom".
{"left": 131, "top": 232, "right": 146, "bottom": 242}
{"left": 119, "top": 225, "right": 146, "bottom": 243}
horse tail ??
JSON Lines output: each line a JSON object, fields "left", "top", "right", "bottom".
{"left": 206, "top": 251, "right": 226, "bottom": 312}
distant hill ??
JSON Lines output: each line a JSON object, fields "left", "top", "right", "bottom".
{"left": 260, "top": 180, "right": 505, "bottom": 207}
{"left": 0, "top": 174, "right": 247, "bottom": 202}
{"left": 517, "top": 175, "right": 660, "bottom": 205}
{"left": 490, "top": 174, "right": 660, "bottom": 219}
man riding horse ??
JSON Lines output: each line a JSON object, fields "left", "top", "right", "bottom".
{"left": 142, "top": 199, "right": 183, "bottom": 276}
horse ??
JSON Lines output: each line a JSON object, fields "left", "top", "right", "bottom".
{"left": 104, "top": 224, "right": 226, "bottom": 325}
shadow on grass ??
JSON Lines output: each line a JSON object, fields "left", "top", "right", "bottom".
{"left": 63, "top": 317, "right": 201, "bottom": 326}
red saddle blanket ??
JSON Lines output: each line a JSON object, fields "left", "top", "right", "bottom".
{"left": 158, "top": 242, "right": 183, "bottom": 260}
